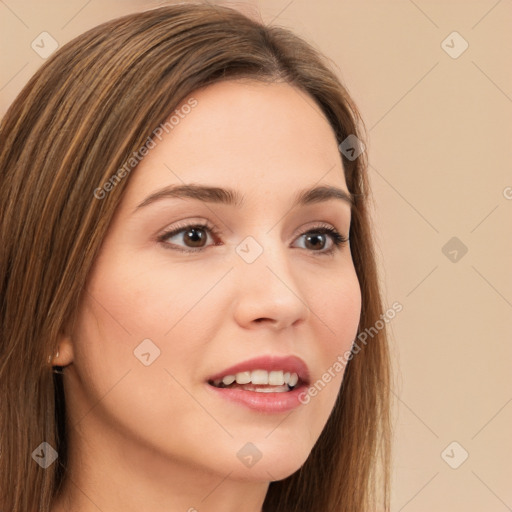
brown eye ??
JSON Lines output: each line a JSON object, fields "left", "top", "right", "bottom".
{"left": 303, "top": 233, "right": 328, "bottom": 251}
{"left": 181, "top": 227, "right": 208, "bottom": 248}
{"left": 293, "top": 226, "right": 348, "bottom": 255}
{"left": 159, "top": 223, "right": 217, "bottom": 252}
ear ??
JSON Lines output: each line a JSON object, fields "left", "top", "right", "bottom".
{"left": 51, "top": 332, "right": 74, "bottom": 367}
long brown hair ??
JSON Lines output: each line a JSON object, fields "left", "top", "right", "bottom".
{"left": 0, "top": 4, "right": 391, "bottom": 511}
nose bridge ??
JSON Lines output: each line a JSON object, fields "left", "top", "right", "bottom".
{"left": 232, "top": 232, "right": 310, "bottom": 328}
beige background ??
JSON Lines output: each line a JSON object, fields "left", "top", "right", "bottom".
{"left": 1, "top": 1, "right": 511, "bottom": 510}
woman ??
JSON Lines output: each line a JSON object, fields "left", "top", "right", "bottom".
{"left": 0, "top": 4, "right": 391, "bottom": 511}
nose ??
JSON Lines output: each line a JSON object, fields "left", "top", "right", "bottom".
{"left": 232, "top": 241, "right": 310, "bottom": 330}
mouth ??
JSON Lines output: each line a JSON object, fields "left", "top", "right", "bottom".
{"left": 208, "top": 369, "right": 303, "bottom": 393}
{"left": 205, "top": 355, "right": 310, "bottom": 412}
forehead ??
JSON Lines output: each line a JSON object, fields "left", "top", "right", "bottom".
{"left": 121, "top": 79, "right": 348, "bottom": 210}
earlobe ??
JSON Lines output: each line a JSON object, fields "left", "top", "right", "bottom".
{"left": 50, "top": 333, "right": 74, "bottom": 367}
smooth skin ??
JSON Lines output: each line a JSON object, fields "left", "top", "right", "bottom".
{"left": 51, "top": 80, "right": 362, "bottom": 512}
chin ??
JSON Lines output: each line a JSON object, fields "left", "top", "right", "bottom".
{"left": 224, "top": 444, "right": 312, "bottom": 482}
{"left": 234, "top": 460, "right": 307, "bottom": 483}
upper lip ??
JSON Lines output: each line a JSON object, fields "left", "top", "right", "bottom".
{"left": 207, "top": 355, "right": 310, "bottom": 385}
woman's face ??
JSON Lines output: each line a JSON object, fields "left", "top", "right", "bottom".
{"left": 63, "top": 79, "right": 361, "bottom": 483}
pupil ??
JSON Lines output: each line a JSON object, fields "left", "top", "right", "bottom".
{"left": 306, "top": 233, "right": 325, "bottom": 250}
{"left": 186, "top": 228, "right": 206, "bottom": 247}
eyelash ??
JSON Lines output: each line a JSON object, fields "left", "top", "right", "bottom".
{"left": 157, "top": 221, "right": 348, "bottom": 256}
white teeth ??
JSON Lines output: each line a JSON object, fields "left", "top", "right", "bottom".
{"left": 268, "top": 370, "right": 284, "bottom": 386}
{"left": 235, "top": 371, "right": 251, "bottom": 384}
{"left": 250, "top": 370, "right": 268, "bottom": 385}
{"left": 213, "top": 370, "right": 300, "bottom": 388}
{"left": 222, "top": 374, "right": 236, "bottom": 385}
{"left": 239, "top": 384, "right": 289, "bottom": 393}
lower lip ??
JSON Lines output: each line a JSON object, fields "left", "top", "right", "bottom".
{"left": 206, "top": 383, "right": 307, "bottom": 413}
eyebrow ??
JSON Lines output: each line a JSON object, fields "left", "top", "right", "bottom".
{"left": 133, "top": 183, "right": 354, "bottom": 213}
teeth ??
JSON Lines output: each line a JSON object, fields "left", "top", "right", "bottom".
{"left": 268, "top": 370, "right": 284, "bottom": 386}
{"left": 235, "top": 371, "right": 251, "bottom": 384}
{"left": 250, "top": 370, "right": 268, "bottom": 385}
{"left": 238, "top": 384, "right": 289, "bottom": 393}
{"left": 222, "top": 375, "right": 236, "bottom": 385}
{"left": 212, "top": 370, "right": 300, "bottom": 388}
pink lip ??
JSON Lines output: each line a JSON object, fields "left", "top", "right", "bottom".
{"left": 205, "top": 382, "right": 308, "bottom": 413}
{"left": 206, "top": 354, "right": 310, "bottom": 385}
{"left": 205, "top": 355, "right": 311, "bottom": 414}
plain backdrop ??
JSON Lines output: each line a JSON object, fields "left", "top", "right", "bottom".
{"left": 1, "top": 1, "right": 511, "bottom": 510}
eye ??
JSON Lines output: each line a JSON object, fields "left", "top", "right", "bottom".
{"left": 293, "top": 224, "right": 349, "bottom": 255}
{"left": 157, "top": 221, "right": 348, "bottom": 255}
{"left": 158, "top": 222, "right": 219, "bottom": 252}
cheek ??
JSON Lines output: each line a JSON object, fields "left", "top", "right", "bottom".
{"left": 301, "top": 266, "right": 361, "bottom": 408}
{"left": 309, "top": 264, "right": 362, "bottom": 350}
{"left": 68, "top": 252, "right": 215, "bottom": 411}
{"left": 81, "top": 252, "right": 203, "bottom": 341}
{"left": 68, "top": 270, "right": 204, "bottom": 453}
